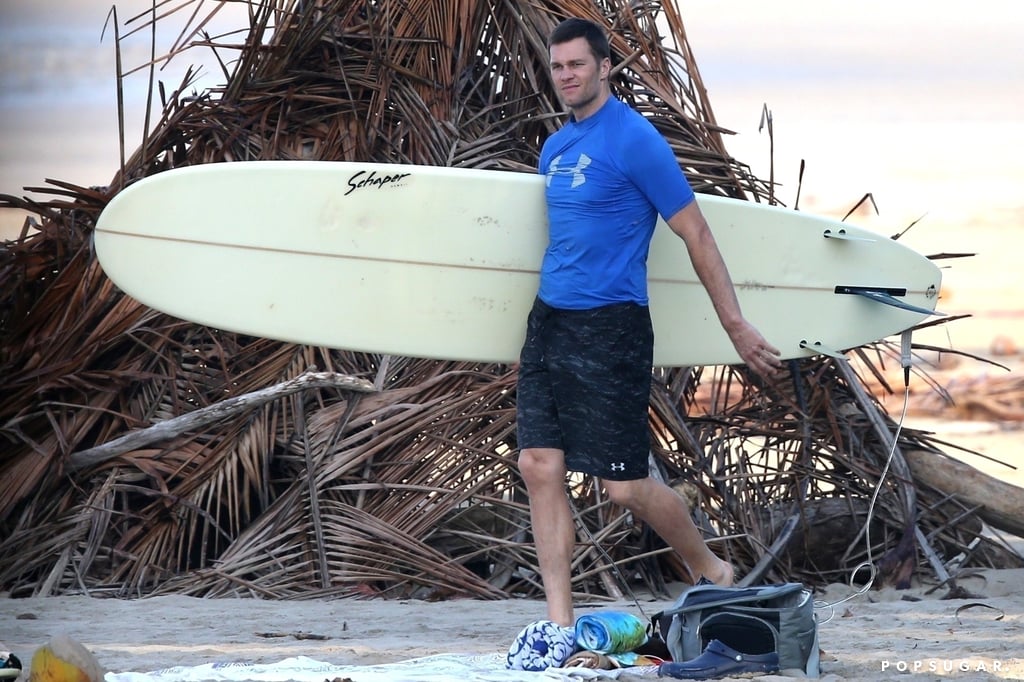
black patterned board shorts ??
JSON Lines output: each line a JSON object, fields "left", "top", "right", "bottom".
{"left": 516, "top": 297, "right": 654, "bottom": 481}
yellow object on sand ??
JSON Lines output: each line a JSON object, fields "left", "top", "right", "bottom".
{"left": 29, "top": 635, "right": 105, "bottom": 682}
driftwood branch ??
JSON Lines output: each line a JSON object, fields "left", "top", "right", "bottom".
{"left": 904, "top": 448, "right": 1024, "bottom": 538}
{"left": 738, "top": 511, "right": 800, "bottom": 588}
{"left": 68, "top": 371, "right": 376, "bottom": 471}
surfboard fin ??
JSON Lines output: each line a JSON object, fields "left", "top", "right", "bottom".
{"left": 823, "top": 228, "right": 875, "bottom": 242}
{"left": 836, "top": 286, "right": 943, "bottom": 317}
{"left": 799, "top": 340, "right": 847, "bottom": 360}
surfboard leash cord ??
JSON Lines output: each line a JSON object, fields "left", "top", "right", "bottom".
{"left": 815, "top": 329, "right": 914, "bottom": 622}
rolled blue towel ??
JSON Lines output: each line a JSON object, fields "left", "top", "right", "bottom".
{"left": 505, "top": 619, "right": 577, "bottom": 671}
{"left": 574, "top": 611, "right": 649, "bottom": 654}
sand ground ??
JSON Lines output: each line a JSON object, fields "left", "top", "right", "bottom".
{"left": 2, "top": 569, "right": 1022, "bottom": 681}
{"left": 3, "top": 380, "right": 1023, "bottom": 681}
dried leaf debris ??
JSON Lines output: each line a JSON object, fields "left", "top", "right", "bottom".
{"left": 1, "top": 0, "right": 1020, "bottom": 601}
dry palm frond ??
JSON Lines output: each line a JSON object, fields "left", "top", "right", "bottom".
{"left": 1, "top": 0, "right": 1019, "bottom": 601}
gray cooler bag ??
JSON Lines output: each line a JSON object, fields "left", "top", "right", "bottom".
{"left": 653, "top": 582, "right": 820, "bottom": 677}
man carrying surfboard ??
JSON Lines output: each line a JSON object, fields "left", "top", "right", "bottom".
{"left": 516, "top": 17, "right": 784, "bottom": 628}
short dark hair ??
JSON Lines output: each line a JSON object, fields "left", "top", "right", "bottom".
{"left": 548, "top": 18, "right": 610, "bottom": 62}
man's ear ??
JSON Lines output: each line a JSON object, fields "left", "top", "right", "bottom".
{"left": 600, "top": 57, "right": 611, "bottom": 80}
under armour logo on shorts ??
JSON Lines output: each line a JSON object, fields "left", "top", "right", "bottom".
{"left": 610, "top": 462, "right": 626, "bottom": 472}
{"left": 546, "top": 153, "right": 591, "bottom": 189}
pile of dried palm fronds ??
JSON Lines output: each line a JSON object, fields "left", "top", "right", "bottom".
{"left": 1, "top": 0, "right": 1020, "bottom": 602}
{"left": 911, "top": 372, "right": 1024, "bottom": 422}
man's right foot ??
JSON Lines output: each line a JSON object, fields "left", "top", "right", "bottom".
{"left": 699, "top": 558, "right": 735, "bottom": 587}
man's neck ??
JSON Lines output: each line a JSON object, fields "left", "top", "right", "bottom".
{"left": 570, "top": 89, "right": 611, "bottom": 122}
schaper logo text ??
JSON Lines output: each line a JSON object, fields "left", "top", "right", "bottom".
{"left": 345, "top": 169, "right": 411, "bottom": 196}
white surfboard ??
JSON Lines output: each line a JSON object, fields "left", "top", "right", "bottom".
{"left": 93, "top": 161, "right": 942, "bottom": 366}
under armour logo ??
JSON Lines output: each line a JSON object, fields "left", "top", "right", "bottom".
{"left": 546, "top": 153, "right": 591, "bottom": 188}
{"left": 610, "top": 462, "right": 626, "bottom": 472}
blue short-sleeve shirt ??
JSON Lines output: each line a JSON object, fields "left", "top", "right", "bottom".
{"left": 538, "top": 97, "right": 695, "bottom": 309}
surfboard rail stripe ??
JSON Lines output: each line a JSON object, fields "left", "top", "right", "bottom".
{"left": 93, "top": 226, "right": 539, "bottom": 276}
{"left": 95, "top": 226, "right": 940, "bottom": 298}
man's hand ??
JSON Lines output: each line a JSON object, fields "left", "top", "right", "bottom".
{"left": 728, "top": 320, "right": 783, "bottom": 377}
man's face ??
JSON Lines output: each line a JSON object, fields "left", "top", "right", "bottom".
{"left": 549, "top": 36, "right": 609, "bottom": 119}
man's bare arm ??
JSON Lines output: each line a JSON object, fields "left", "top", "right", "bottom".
{"left": 665, "top": 201, "right": 782, "bottom": 376}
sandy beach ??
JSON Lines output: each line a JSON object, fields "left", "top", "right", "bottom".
{"left": 3, "top": 569, "right": 1023, "bottom": 680}
{"left": 3, "top": 362, "right": 1022, "bottom": 682}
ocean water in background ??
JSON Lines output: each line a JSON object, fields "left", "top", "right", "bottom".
{"left": 2, "top": 0, "right": 1021, "bottom": 356}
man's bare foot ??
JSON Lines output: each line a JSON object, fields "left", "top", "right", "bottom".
{"left": 699, "top": 557, "right": 734, "bottom": 586}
